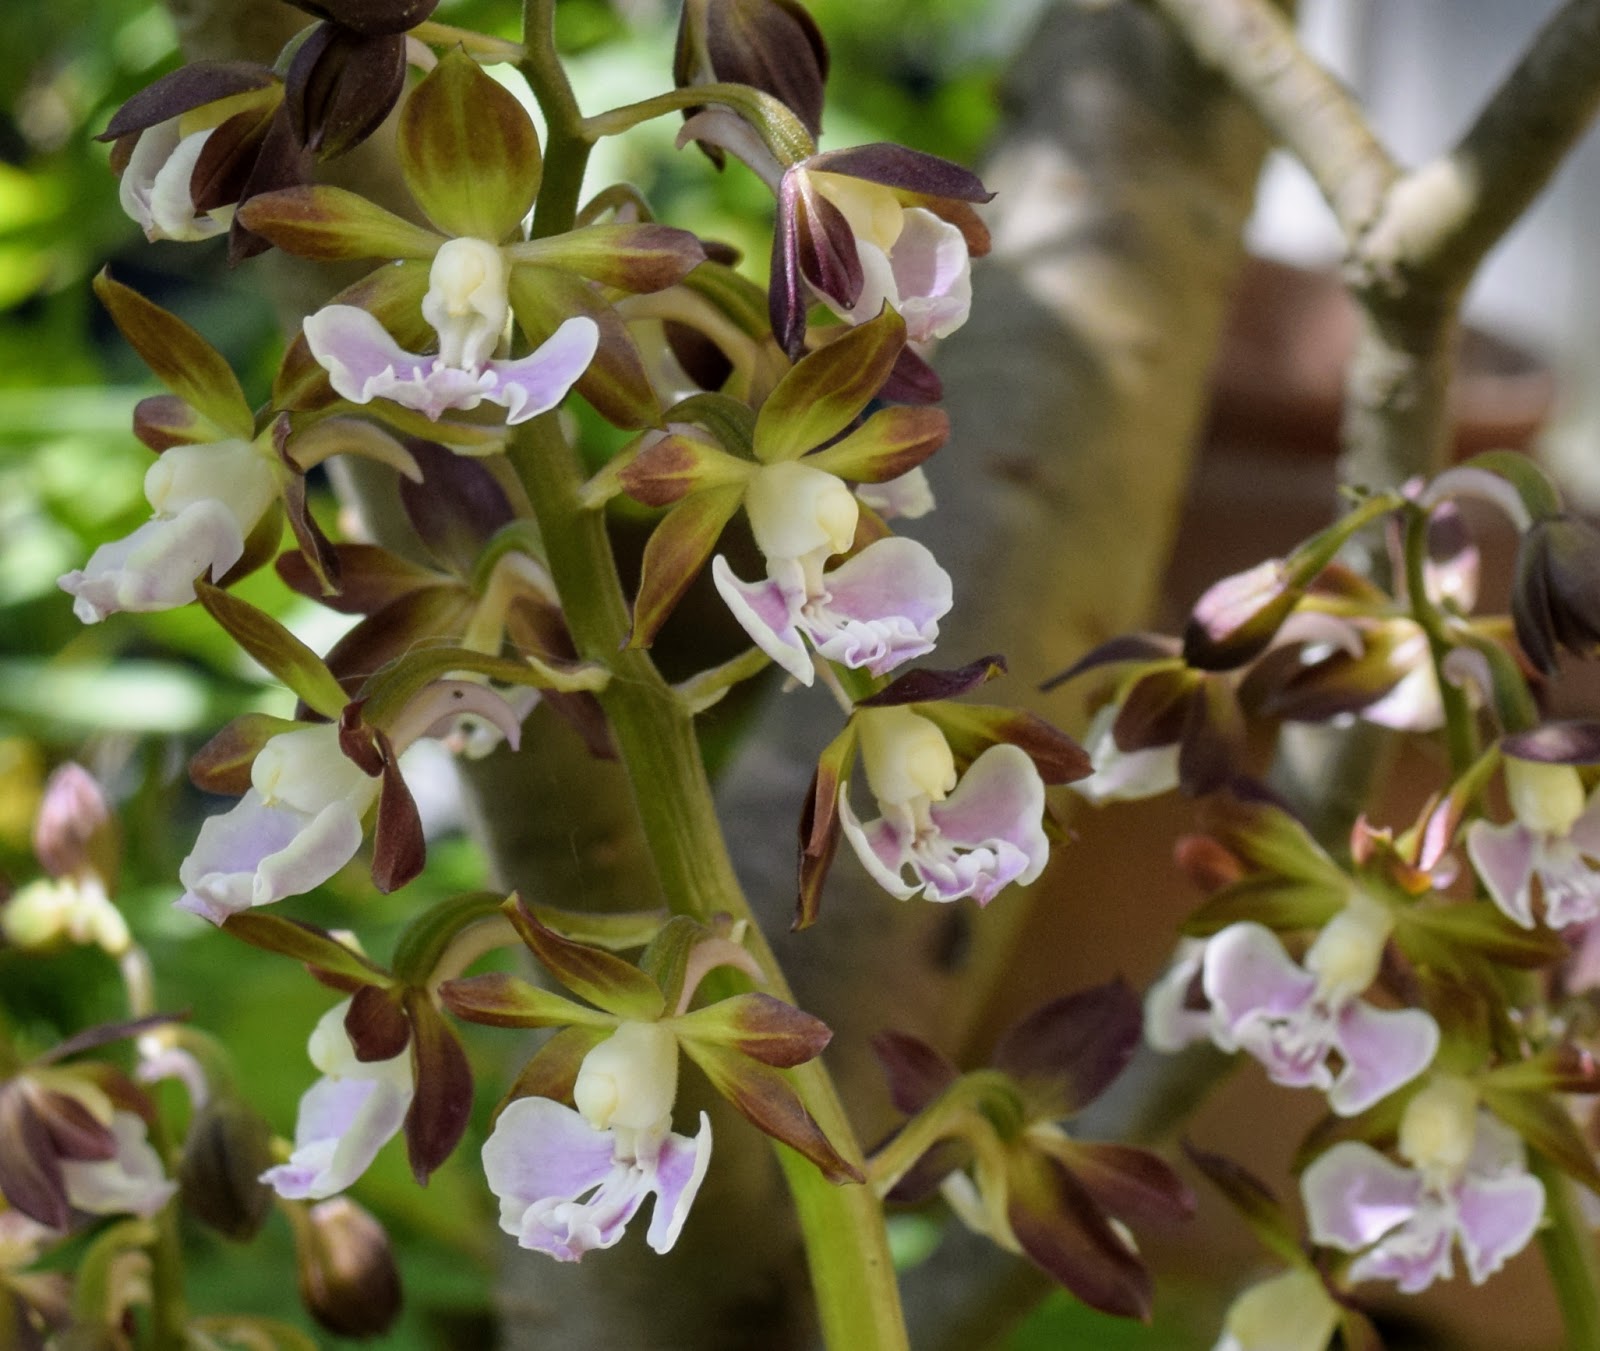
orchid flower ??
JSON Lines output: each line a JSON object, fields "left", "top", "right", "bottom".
{"left": 837, "top": 705, "right": 1049, "bottom": 905}
{"left": 59, "top": 439, "right": 280, "bottom": 624}
{"left": 712, "top": 460, "right": 952, "bottom": 685}
{"left": 481, "top": 1022, "right": 711, "bottom": 1261}
{"left": 1467, "top": 755, "right": 1600, "bottom": 931}
{"left": 1302, "top": 1077, "right": 1545, "bottom": 1292}
{"left": 1202, "top": 897, "right": 1439, "bottom": 1116}
{"left": 262, "top": 1000, "right": 415, "bottom": 1201}
{"left": 59, "top": 1110, "right": 178, "bottom": 1219}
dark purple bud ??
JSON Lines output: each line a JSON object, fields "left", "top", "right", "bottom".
{"left": 991, "top": 980, "right": 1142, "bottom": 1113}
{"left": 1182, "top": 559, "right": 1300, "bottom": 671}
{"left": 676, "top": 0, "right": 829, "bottom": 139}
{"left": 1512, "top": 515, "right": 1600, "bottom": 675}
{"left": 98, "top": 62, "right": 278, "bottom": 142}
{"left": 401, "top": 990, "right": 471, "bottom": 1185}
{"left": 862, "top": 655, "right": 1007, "bottom": 707}
{"left": 288, "top": 0, "right": 438, "bottom": 34}
{"left": 33, "top": 764, "right": 118, "bottom": 885}
{"left": 292, "top": 1196, "right": 403, "bottom": 1338}
{"left": 345, "top": 983, "right": 411, "bottom": 1062}
{"left": 286, "top": 23, "right": 407, "bottom": 161}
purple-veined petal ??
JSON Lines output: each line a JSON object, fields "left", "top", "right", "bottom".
{"left": 59, "top": 502, "right": 246, "bottom": 623}
{"left": 59, "top": 1111, "right": 177, "bottom": 1219}
{"left": 802, "top": 536, "right": 952, "bottom": 677}
{"left": 644, "top": 1111, "right": 712, "bottom": 1254}
{"left": 1466, "top": 820, "right": 1538, "bottom": 928}
{"left": 1454, "top": 1170, "right": 1545, "bottom": 1285}
{"left": 1329, "top": 1001, "right": 1439, "bottom": 1116}
{"left": 1301, "top": 1141, "right": 1421, "bottom": 1251}
{"left": 710, "top": 555, "right": 813, "bottom": 684}
{"left": 925, "top": 745, "right": 1049, "bottom": 889}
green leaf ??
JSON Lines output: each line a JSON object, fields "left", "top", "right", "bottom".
{"left": 628, "top": 482, "right": 745, "bottom": 649}
{"left": 237, "top": 185, "right": 444, "bottom": 260}
{"left": 195, "top": 582, "right": 348, "bottom": 719}
{"left": 94, "top": 270, "right": 253, "bottom": 439}
{"left": 398, "top": 47, "right": 541, "bottom": 241}
{"left": 752, "top": 307, "right": 906, "bottom": 462}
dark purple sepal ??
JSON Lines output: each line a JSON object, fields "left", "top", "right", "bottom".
{"left": 1005, "top": 1148, "right": 1152, "bottom": 1321}
{"left": 1040, "top": 634, "right": 1180, "bottom": 692}
{"left": 36, "top": 1014, "right": 187, "bottom": 1067}
{"left": 678, "top": 1038, "right": 863, "bottom": 1182}
{"left": 189, "top": 712, "right": 304, "bottom": 795}
{"left": 795, "top": 719, "right": 860, "bottom": 930}
{"left": 398, "top": 439, "right": 515, "bottom": 575}
{"left": 0, "top": 1086, "right": 74, "bottom": 1228}
{"left": 628, "top": 483, "right": 746, "bottom": 650}
{"left": 279, "top": 543, "right": 447, "bottom": 615}
{"left": 288, "top": 0, "right": 438, "bottom": 35}
{"left": 1513, "top": 516, "right": 1600, "bottom": 675}
{"left": 188, "top": 104, "right": 279, "bottom": 216}
{"left": 878, "top": 345, "right": 943, "bottom": 405}
{"left": 99, "top": 61, "right": 278, "bottom": 141}
{"left": 287, "top": 25, "right": 405, "bottom": 160}
{"left": 1049, "top": 1140, "right": 1195, "bottom": 1229}
{"left": 503, "top": 894, "right": 667, "bottom": 1021}
{"left": 869, "top": 1029, "right": 960, "bottom": 1116}
{"left": 669, "top": 992, "right": 833, "bottom": 1068}
{"left": 862, "top": 655, "right": 1007, "bottom": 708}
{"left": 370, "top": 731, "right": 425, "bottom": 894}
{"left": 992, "top": 980, "right": 1142, "bottom": 1113}
{"left": 1110, "top": 668, "right": 1196, "bottom": 753}
{"left": 320, "top": 588, "right": 475, "bottom": 702}
{"left": 400, "top": 990, "right": 471, "bottom": 1185}
{"left": 1176, "top": 673, "right": 1246, "bottom": 796}
{"left": 345, "top": 983, "right": 411, "bottom": 1062}
{"left": 1181, "top": 1141, "right": 1303, "bottom": 1266}
{"left": 226, "top": 107, "right": 313, "bottom": 264}
{"left": 279, "top": 452, "right": 340, "bottom": 599}
{"left": 1503, "top": 721, "right": 1600, "bottom": 765}
{"left": 771, "top": 169, "right": 861, "bottom": 357}
{"left": 806, "top": 143, "right": 994, "bottom": 206}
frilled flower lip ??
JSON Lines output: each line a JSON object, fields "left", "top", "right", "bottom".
{"left": 1467, "top": 791, "right": 1600, "bottom": 930}
{"left": 261, "top": 1003, "right": 414, "bottom": 1201}
{"left": 711, "top": 536, "right": 952, "bottom": 686}
{"left": 303, "top": 305, "right": 599, "bottom": 424}
{"left": 175, "top": 787, "right": 370, "bottom": 925}
{"left": 1202, "top": 922, "right": 1439, "bottom": 1116}
{"left": 481, "top": 1097, "right": 712, "bottom": 1261}
{"left": 1301, "top": 1117, "right": 1545, "bottom": 1293}
{"left": 838, "top": 743, "right": 1049, "bottom": 905}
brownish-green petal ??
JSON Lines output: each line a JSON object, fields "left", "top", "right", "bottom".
{"left": 239, "top": 185, "right": 444, "bottom": 260}
{"left": 628, "top": 482, "right": 745, "bottom": 649}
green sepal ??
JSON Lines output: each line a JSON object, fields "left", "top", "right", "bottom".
{"left": 195, "top": 581, "right": 348, "bottom": 720}
{"left": 276, "top": 260, "right": 432, "bottom": 410}
{"left": 509, "top": 263, "right": 660, "bottom": 429}
{"left": 1395, "top": 902, "right": 1567, "bottom": 971}
{"left": 503, "top": 894, "right": 666, "bottom": 1020}
{"left": 525, "top": 904, "right": 669, "bottom": 952}
{"left": 617, "top": 431, "right": 753, "bottom": 508}
{"left": 495, "top": 1024, "right": 610, "bottom": 1122}
{"left": 680, "top": 261, "right": 779, "bottom": 339}
{"left": 438, "top": 972, "right": 616, "bottom": 1030}
{"left": 668, "top": 992, "right": 833, "bottom": 1068}
{"left": 220, "top": 912, "right": 389, "bottom": 988}
{"left": 398, "top": 47, "right": 541, "bottom": 241}
{"left": 390, "top": 890, "right": 507, "bottom": 986}
{"left": 679, "top": 1037, "right": 863, "bottom": 1182}
{"left": 357, "top": 642, "right": 608, "bottom": 728}
{"left": 628, "top": 482, "right": 745, "bottom": 649}
{"left": 804, "top": 405, "right": 948, "bottom": 483}
{"left": 503, "top": 223, "right": 706, "bottom": 293}
{"left": 752, "top": 306, "right": 906, "bottom": 462}
{"left": 1203, "top": 797, "right": 1353, "bottom": 891}
{"left": 189, "top": 712, "right": 305, "bottom": 794}
{"left": 94, "top": 270, "right": 253, "bottom": 439}
{"left": 237, "top": 185, "right": 445, "bottom": 261}
{"left": 1481, "top": 1046, "right": 1600, "bottom": 1097}
{"left": 663, "top": 392, "right": 758, "bottom": 454}
{"left": 1477, "top": 1083, "right": 1600, "bottom": 1195}
{"left": 638, "top": 915, "right": 714, "bottom": 1013}
{"left": 1181, "top": 877, "right": 1346, "bottom": 937}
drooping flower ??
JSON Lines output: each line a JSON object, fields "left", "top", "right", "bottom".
{"left": 1302, "top": 1077, "right": 1545, "bottom": 1292}
{"left": 1202, "top": 897, "right": 1439, "bottom": 1115}
{"left": 58, "top": 1110, "right": 177, "bottom": 1219}
{"left": 836, "top": 705, "right": 1048, "bottom": 905}
{"left": 712, "top": 459, "right": 952, "bottom": 684}
{"left": 60, "top": 439, "right": 280, "bottom": 624}
{"left": 481, "top": 1022, "right": 712, "bottom": 1261}
{"left": 262, "top": 999, "right": 415, "bottom": 1201}
{"left": 1467, "top": 754, "right": 1600, "bottom": 931}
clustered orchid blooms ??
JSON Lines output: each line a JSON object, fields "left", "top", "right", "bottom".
{"left": 18, "top": 0, "right": 1600, "bottom": 1345}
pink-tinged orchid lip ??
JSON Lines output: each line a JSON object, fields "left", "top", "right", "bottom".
{"left": 838, "top": 207, "right": 972, "bottom": 345}
{"left": 711, "top": 536, "right": 952, "bottom": 687}
{"left": 59, "top": 502, "right": 247, "bottom": 624}
{"left": 481, "top": 1097, "right": 712, "bottom": 1261}
{"left": 303, "top": 305, "right": 599, "bottom": 425}
{"left": 838, "top": 744, "right": 1049, "bottom": 906}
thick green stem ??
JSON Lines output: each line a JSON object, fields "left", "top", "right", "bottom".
{"left": 506, "top": 414, "right": 908, "bottom": 1349}
{"left": 1533, "top": 1152, "right": 1600, "bottom": 1349}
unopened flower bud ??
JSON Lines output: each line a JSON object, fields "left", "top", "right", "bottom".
{"left": 421, "top": 238, "right": 510, "bottom": 371}
{"left": 1182, "top": 558, "right": 1298, "bottom": 671}
{"left": 573, "top": 1022, "right": 679, "bottom": 1141}
{"left": 292, "top": 1197, "right": 402, "bottom": 1339}
{"left": 290, "top": 0, "right": 439, "bottom": 37}
{"left": 1512, "top": 515, "right": 1600, "bottom": 675}
{"left": 675, "top": 0, "right": 828, "bottom": 139}
{"left": 1505, "top": 757, "right": 1587, "bottom": 838}
{"left": 179, "top": 1096, "right": 275, "bottom": 1242}
{"left": 744, "top": 461, "right": 859, "bottom": 565}
{"left": 286, "top": 22, "right": 407, "bottom": 161}
{"left": 857, "top": 707, "right": 957, "bottom": 808}
{"left": 1304, "top": 891, "right": 1393, "bottom": 1001}
{"left": 1398, "top": 1076, "right": 1478, "bottom": 1186}
{"left": 33, "top": 763, "right": 118, "bottom": 885}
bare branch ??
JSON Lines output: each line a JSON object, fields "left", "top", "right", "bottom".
{"left": 1147, "top": 0, "right": 1398, "bottom": 241}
